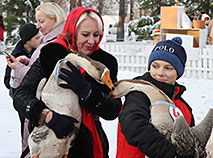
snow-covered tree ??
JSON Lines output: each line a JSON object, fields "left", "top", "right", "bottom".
{"left": 0, "top": 0, "right": 40, "bottom": 45}
{"left": 139, "top": 0, "right": 212, "bottom": 21}
{"left": 181, "top": 0, "right": 213, "bottom": 20}
{"left": 139, "top": 0, "right": 175, "bottom": 17}
{"left": 81, "top": 0, "right": 119, "bottom": 15}
{"left": 128, "top": 16, "right": 160, "bottom": 40}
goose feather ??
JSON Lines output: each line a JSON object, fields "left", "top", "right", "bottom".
{"left": 28, "top": 52, "right": 113, "bottom": 158}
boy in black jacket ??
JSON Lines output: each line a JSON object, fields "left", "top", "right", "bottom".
{"left": 117, "top": 37, "right": 195, "bottom": 158}
{"left": 3, "top": 23, "right": 40, "bottom": 152}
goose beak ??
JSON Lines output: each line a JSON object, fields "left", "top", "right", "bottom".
{"left": 101, "top": 70, "right": 114, "bottom": 90}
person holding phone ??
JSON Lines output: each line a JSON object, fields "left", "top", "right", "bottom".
{"left": 4, "top": 23, "right": 40, "bottom": 98}
{"left": 4, "top": 2, "right": 66, "bottom": 156}
{"left": 4, "top": 23, "right": 40, "bottom": 91}
{"left": 4, "top": 23, "right": 40, "bottom": 153}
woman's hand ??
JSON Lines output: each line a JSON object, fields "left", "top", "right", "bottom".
{"left": 45, "top": 110, "right": 53, "bottom": 123}
{"left": 6, "top": 55, "right": 18, "bottom": 69}
{"left": 59, "top": 61, "right": 91, "bottom": 99}
{"left": 6, "top": 55, "right": 29, "bottom": 69}
{"left": 45, "top": 110, "right": 79, "bottom": 139}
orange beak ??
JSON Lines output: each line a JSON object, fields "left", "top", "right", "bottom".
{"left": 101, "top": 70, "right": 114, "bottom": 90}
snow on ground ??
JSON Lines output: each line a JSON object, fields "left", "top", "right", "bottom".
{"left": 0, "top": 55, "right": 212, "bottom": 158}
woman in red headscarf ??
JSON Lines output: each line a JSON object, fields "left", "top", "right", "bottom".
{"left": 13, "top": 7, "right": 121, "bottom": 158}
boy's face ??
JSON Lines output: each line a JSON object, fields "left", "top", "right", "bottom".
{"left": 149, "top": 60, "right": 178, "bottom": 85}
{"left": 27, "top": 33, "right": 41, "bottom": 49}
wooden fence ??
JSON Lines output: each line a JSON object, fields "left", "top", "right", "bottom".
{"left": 100, "top": 42, "right": 213, "bottom": 79}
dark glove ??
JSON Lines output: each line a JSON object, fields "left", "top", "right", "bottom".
{"left": 59, "top": 61, "right": 92, "bottom": 99}
{"left": 46, "top": 110, "right": 79, "bottom": 139}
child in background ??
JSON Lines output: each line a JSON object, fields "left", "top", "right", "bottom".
{"left": 4, "top": 23, "right": 40, "bottom": 153}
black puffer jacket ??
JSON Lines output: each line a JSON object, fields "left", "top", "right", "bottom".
{"left": 119, "top": 72, "right": 195, "bottom": 158}
{"left": 13, "top": 43, "right": 122, "bottom": 158}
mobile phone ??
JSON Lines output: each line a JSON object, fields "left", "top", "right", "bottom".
{"left": 2, "top": 51, "right": 11, "bottom": 57}
{"left": 1, "top": 51, "right": 14, "bottom": 63}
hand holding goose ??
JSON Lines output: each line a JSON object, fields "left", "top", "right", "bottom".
{"left": 28, "top": 51, "right": 114, "bottom": 158}
{"left": 115, "top": 37, "right": 212, "bottom": 158}
{"left": 111, "top": 79, "right": 213, "bottom": 158}
{"left": 13, "top": 7, "right": 121, "bottom": 158}
{"left": 59, "top": 61, "right": 92, "bottom": 99}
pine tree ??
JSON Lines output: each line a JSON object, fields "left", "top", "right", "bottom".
{"left": 139, "top": 0, "right": 175, "bottom": 17}
{"left": 182, "top": 0, "right": 213, "bottom": 20}
{"left": 0, "top": 0, "right": 40, "bottom": 45}
{"left": 139, "top": 0, "right": 212, "bottom": 21}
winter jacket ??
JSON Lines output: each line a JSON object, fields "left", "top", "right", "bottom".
{"left": 5, "top": 23, "right": 64, "bottom": 155}
{"left": 12, "top": 23, "right": 64, "bottom": 84}
{"left": 117, "top": 72, "right": 195, "bottom": 158}
{"left": 4, "top": 41, "right": 33, "bottom": 93}
{"left": 13, "top": 43, "right": 122, "bottom": 158}
{"left": 3, "top": 40, "right": 35, "bottom": 153}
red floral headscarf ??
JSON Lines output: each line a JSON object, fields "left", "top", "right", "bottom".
{"left": 54, "top": 7, "right": 104, "bottom": 54}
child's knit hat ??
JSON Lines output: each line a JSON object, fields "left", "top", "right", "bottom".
{"left": 148, "top": 37, "right": 187, "bottom": 79}
{"left": 19, "top": 23, "right": 39, "bottom": 44}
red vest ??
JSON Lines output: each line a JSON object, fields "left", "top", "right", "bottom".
{"left": 116, "top": 121, "right": 145, "bottom": 158}
{"left": 172, "top": 86, "right": 192, "bottom": 126}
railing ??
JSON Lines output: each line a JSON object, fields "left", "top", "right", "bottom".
{"left": 100, "top": 42, "right": 213, "bottom": 79}
{"left": 1, "top": 42, "right": 212, "bottom": 79}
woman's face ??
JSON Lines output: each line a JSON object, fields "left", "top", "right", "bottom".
{"left": 149, "top": 60, "right": 178, "bottom": 85}
{"left": 35, "top": 10, "right": 56, "bottom": 35}
{"left": 76, "top": 17, "right": 101, "bottom": 55}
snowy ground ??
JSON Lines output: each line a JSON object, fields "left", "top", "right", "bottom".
{"left": 0, "top": 55, "right": 212, "bottom": 158}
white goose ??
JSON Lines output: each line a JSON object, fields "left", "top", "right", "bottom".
{"left": 110, "top": 79, "right": 213, "bottom": 158}
{"left": 28, "top": 52, "right": 114, "bottom": 158}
